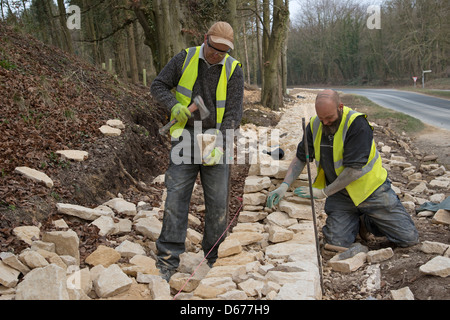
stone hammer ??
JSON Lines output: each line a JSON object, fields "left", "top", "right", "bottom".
{"left": 159, "top": 96, "right": 210, "bottom": 135}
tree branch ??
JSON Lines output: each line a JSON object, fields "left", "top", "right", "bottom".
{"left": 74, "top": 17, "right": 138, "bottom": 43}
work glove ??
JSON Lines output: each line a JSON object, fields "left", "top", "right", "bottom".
{"left": 203, "top": 147, "right": 224, "bottom": 166}
{"left": 294, "top": 186, "right": 327, "bottom": 199}
{"left": 171, "top": 103, "right": 191, "bottom": 123}
{"left": 266, "top": 182, "right": 289, "bottom": 208}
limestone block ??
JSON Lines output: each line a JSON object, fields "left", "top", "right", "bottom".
{"left": 115, "top": 240, "right": 146, "bottom": 258}
{"left": 147, "top": 275, "right": 171, "bottom": 300}
{"left": 419, "top": 256, "right": 450, "bottom": 277}
{"left": 106, "top": 119, "right": 125, "bottom": 129}
{"left": 237, "top": 278, "right": 265, "bottom": 297}
{"left": 193, "top": 277, "right": 236, "bottom": 299}
{"left": 367, "top": 247, "right": 394, "bottom": 263}
{"left": 232, "top": 222, "right": 265, "bottom": 233}
{"left": 103, "top": 198, "right": 136, "bottom": 216}
{"left": 56, "top": 203, "right": 109, "bottom": 221}
{"left": 227, "top": 231, "right": 264, "bottom": 246}
{"left": 66, "top": 267, "right": 92, "bottom": 297}
{"left": 113, "top": 218, "right": 132, "bottom": 235}
{"left": 19, "top": 250, "right": 49, "bottom": 269}
{"left": 99, "top": 125, "right": 121, "bottom": 136}
{"left": 391, "top": 287, "right": 414, "bottom": 300}
{"left": 217, "top": 289, "right": 248, "bottom": 300}
{"left": 12, "top": 225, "right": 40, "bottom": 245}
{"left": 329, "top": 252, "right": 367, "bottom": 273}
{"left": 15, "top": 264, "right": 69, "bottom": 300}
{"left": 420, "top": 241, "right": 449, "bottom": 255}
{"left": 56, "top": 150, "right": 88, "bottom": 162}
{"left": 91, "top": 216, "right": 117, "bottom": 236}
{"left": 243, "top": 192, "right": 266, "bottom": 206}
{"left": 134, "top": 216, "right": 162, "bottom": 241}
{"left": 218, "top": 238, "right": 242, "bottom": 258}
{"left": 128, "top": 255, "right": 159, "bottom": 275}
{"left": 0, "top": 261, "right": 21, "bottom": 288}
{"left": 244, "top": 176, "right": 271, "bottom": 193}
{"left": 265, "top": 242, "right": 312, "bottom": 260}
{"left": 85, "top": 245, "right": 121, "bottom": 267}
{"left": 94, "top": 264, "right": 132, "bottom": 298}
{"left": 14, "top": 166, "right": 53, "bottom": 188}
{"left": 265, "top": 270, "right": 309, "bottom": 286}
{"left": 206, "top": 265, "right": 247, "bottom": 282}
{"left": 214, "top": 251, "right": 257, "bottom": 266}
{"left": 266, "top": 211, "right": 297, "bottom": 228}
{"left": 432, "top": 209, "right": 450, "bottom": 226}
{"left": 275, "top": 278, "right": 320, "bottom": 300}
{"left": 0, "top": 252, "right": 30, "bottom": 275}
{"left": 238, "top": 211, "right": 268, "bottom": 223}
{"left": 429, "top": 179, "right": 450, "bottom": 188}
{"left": 42, "top": 229, "right": 80, "bottom": 264}
{"left": 268, "top": 225, "right": 294, "bottom": 243}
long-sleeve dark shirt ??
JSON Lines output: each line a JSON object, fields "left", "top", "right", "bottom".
{"left": 150, "top": 45, "right": 244, "bottom": 140}
{"left": 296, "top": 116, "right": 373, "bottom": 188}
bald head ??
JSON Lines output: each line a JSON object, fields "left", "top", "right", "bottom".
{"left": 315, "top": 90, "right": 344, "bottom": 135}
{"left": 315, "top": 89, "right": 341, "bottom": 108}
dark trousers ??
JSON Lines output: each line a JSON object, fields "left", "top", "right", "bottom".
{"left": 322, "top": 179, "right": 419, "bottom": 248}
{"left": 156, "top": 161, "right": 230, "bottom": 270}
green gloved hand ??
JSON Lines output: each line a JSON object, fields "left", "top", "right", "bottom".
{"left": 171, "top": 103, "right": 191, "bottom": 123}
{"left": 294, "top": 186, "right": 327, "bottom": 199}
{"left": 203, "top": 147, "right": 224, "bottom": 166}
{"left": 266, "top": 182, "right": 289, "bottom": 208}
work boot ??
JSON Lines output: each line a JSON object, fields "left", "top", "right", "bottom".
{"left": 158, "top": 267, "right": 176, "bottom": 282}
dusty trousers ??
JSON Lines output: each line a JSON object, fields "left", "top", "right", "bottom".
{"left": 322, "top": 179, "right": 419, "bottom": 248}
{"left": 156, "top": 160, "right": 230, "bottom": 271}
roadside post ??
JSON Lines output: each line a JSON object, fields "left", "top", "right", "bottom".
{"left": 413, "top": 76, "right": 417, "bottom": 88}
{"left": 422, "top": 70, "right": 432, "bottom": 88}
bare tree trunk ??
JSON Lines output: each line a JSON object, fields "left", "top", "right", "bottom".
{"left": 43, "top": 0, "right": 61, "bottom": 48}
{"left": 242, "top": 21, "right": 251, "bottom": 84}
{"left": 261, "top": 0, "right": 290, "bottom": 110}
{"left": 261, "top": 0, "right": 270, "bottom": 90}
{"left": 281, "top": 34, "right": 288, "bottom": 96}
{"left": 134, "top": 0, "right": 186, "bottom": 73}
{"left": 109, "top": 0, "right": 127, "bottom": 79}
{"left": 126, "top": 21, "right": 139, "bottom": 84}
{"left": 82, "top": 0, "right": 99, "bottom": 65}
{"left": 56, "top": 0, "right": 73, "bottom": 54}
{"left": 227, "top": 0, "right": 240, "bottom": 60}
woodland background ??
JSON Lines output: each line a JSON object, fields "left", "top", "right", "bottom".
{"left": 1, "top": 0, "right": 449, "bottom": 110}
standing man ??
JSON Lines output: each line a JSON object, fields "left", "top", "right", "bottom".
{"left": 266, "top": 90, "right": 419, "bottom": 248}
{"left": 150, "top": 22, "right": 244, "bottom": 281}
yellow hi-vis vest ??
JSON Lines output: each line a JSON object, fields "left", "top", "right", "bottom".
{"left": 310, "top": 106, "right": 387, "bottom": 206}
{"left": 171, "top": 46, "right": 241, "bottom": 137}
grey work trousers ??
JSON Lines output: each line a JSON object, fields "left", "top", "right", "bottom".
{"left": 156, "top": 161, "right": 230, "bottom": 271}
{"left": 322, "top": 179, "right": 419, "bottom": 248}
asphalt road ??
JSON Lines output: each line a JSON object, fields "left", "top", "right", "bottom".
{"left": 333, "top": 88, "right": 450, "bottom": 131}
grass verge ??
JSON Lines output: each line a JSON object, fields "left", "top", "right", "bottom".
{"left": 399, "top": 87, "right": 450, "bottom": 100}
{"left": 341, "top": 94, "right": 425, "bottom": 134}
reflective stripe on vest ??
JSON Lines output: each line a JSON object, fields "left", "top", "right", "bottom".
{"left": 175, "top": 46, "right": 241, "bottom": 134}
{"left": 310, "top": 106, "right": 387, "bottom": 206}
